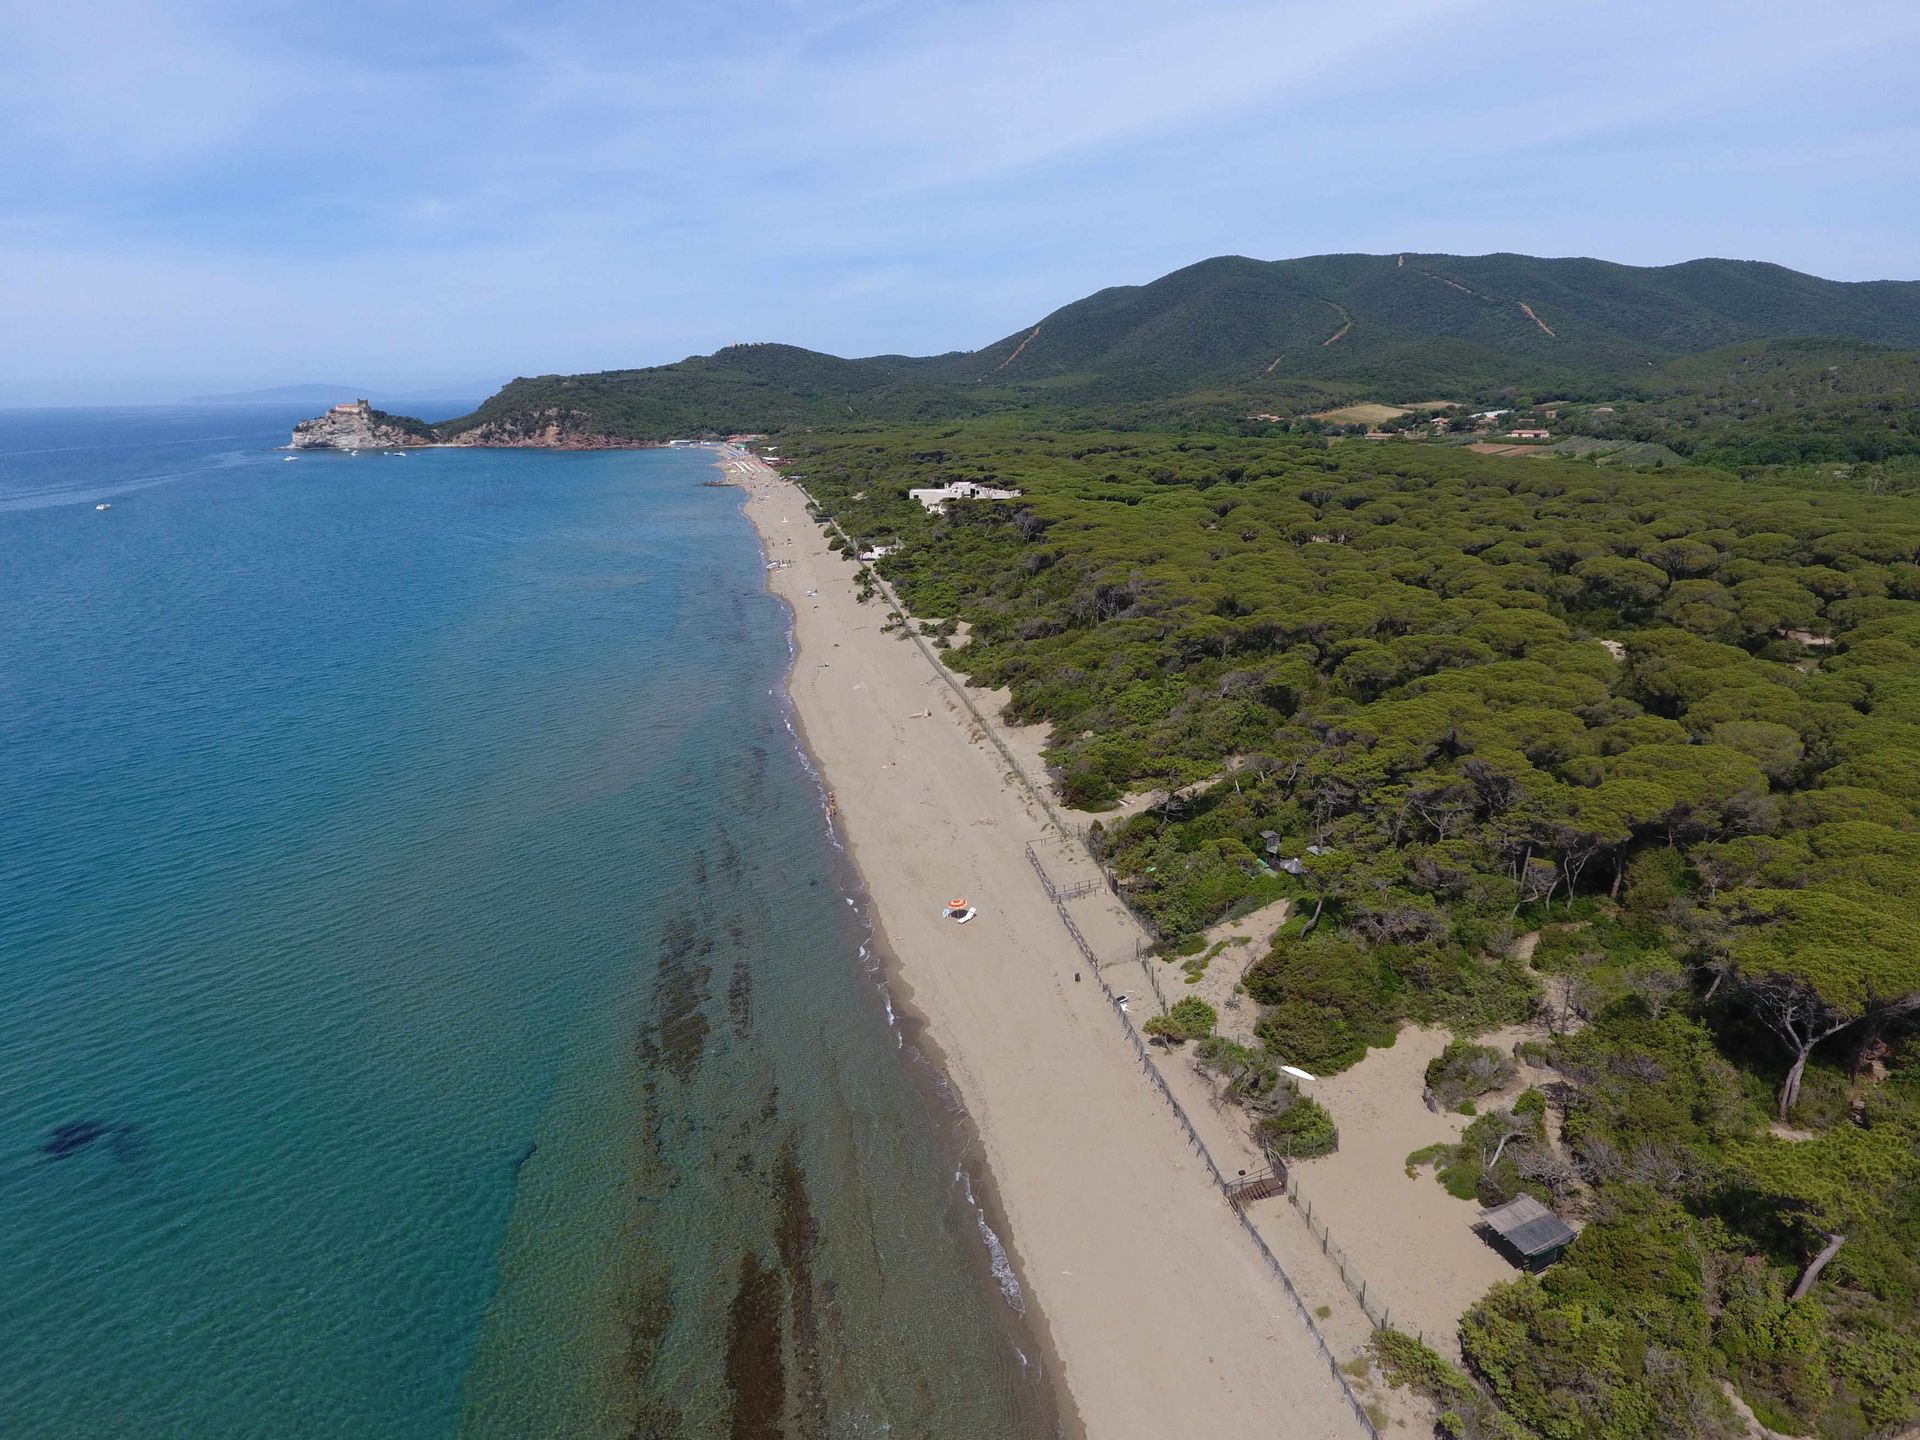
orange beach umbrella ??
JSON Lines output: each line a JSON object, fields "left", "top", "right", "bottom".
{"left": 947, "top": 898, "right": 969, "bottom": 911}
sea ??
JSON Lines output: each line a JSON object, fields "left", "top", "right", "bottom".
{"left": 0, "top": 406, "right": 1058, "bottom": 1439}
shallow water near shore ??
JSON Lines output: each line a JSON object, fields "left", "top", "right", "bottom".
{"left": 0, "top": 408, "right": 1056, "bottom": 1437}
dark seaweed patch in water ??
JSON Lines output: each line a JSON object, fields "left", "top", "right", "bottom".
{"left": 45, "top": 1121, "right": 109, "bottom": 1159}
{"left": 656, "top": 913, "right": 698, "bottom": 958}
{"left": 727, "top": 963, "right": 753, "bottom": 1039}
{"left": 725, "top": 1253, "right": 786, "bottom": 1440}
{"left": 654, "top": 963, "right": 711, "bottom": 1082}
{"left": 629, "top": 1080, "right": 677, "bottom": 1202}
{"left": 622, "top": 1259, "right": 684, "bottom": 1440}
{"left": 44, "top": 1120, "right": 145, "bottom": 1164}
{"left": 774, "top": 1141, "right": 826, "bottom": 1439}
{"left": 652, "top": 912, "right": 713, "bottom": 1082}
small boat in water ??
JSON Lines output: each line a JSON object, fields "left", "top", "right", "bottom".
{"left": 95, "top": 503, "right": 111, "bottom": 511}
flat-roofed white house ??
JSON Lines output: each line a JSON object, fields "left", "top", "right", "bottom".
{"left": 908, "top": 482, "right": 1022, "bottom": 513}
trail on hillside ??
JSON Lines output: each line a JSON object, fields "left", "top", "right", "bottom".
{"left": 1404, "top": 262, "right": 1556, "bottom": 338}
{"left": 1407, "top": 263, "right": 1476, "bottom": 297}
{"left": 1318, "top": 300, "right": 1353, "bottom": 347}
{"left": 989, "top": 325, "right": 1041, "bottom": 374}
{"left": 1265, "top": 300, "right": 1350, "bottom": 372}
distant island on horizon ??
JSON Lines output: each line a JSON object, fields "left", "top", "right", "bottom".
{"left": 188, "top": 380, "right": 502, "bottom": 411}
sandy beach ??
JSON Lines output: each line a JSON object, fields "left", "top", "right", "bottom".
{"left": 726, "top": 449, "right": 1364, "bottom": 1438}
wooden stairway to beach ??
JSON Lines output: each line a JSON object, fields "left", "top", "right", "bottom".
{"left": 1225, "top": 1168, "right": 1288, "bottom": 1208}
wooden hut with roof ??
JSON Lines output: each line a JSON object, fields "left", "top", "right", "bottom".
{"left": 1478, "top": 1195, "right": 1576, "bottom": 1272}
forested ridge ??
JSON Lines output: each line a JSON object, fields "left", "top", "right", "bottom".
{"left": 1563, "top": 340, "right": 1920, "bottom": 468}
{"left": 791, "top": 423, "right": 1920, "bottom": 1438}
{"left": 423, "top": 252, "right": 1920, "bottom": 445}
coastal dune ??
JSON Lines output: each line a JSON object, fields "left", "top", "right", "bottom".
{"left": 733, "top": 453, "right": 1359, "bottom": 1438}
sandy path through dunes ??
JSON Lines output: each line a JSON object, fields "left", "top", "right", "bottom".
{"left": 730, "top": 453, "right": 1359, "bottom": 1438}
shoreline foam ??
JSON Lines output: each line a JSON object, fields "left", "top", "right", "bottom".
{"left": 727, "top": 447, "right": 1361, "bottom": 1438}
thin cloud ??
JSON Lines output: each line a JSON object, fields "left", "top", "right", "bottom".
{"left": 1, "top": 0, "right": 1915, "bottom": 400}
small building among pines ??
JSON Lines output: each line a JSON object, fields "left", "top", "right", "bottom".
{"left": 1479, "top": 1194, "right": 1576, "bottom": 1271}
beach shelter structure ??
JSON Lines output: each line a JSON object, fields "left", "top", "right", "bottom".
{"left": 1477, "top": 1195, "right": 1576, "bottom": 1272}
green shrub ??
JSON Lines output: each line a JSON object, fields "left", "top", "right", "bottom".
{"left": 1193, "top": 1034, "right": 1280, "bottom": 1097}
{"left": 1142, "top": 995, "right": 1217, "bottom": 1043}
{"left": 1246, "top": 935, "right": 1400, "bottom": 1072}
{"left": 1255, "top": 1093, "right": 1337, "bottom": 1157}
{"left": 1426, "top": 1040, "right": 1519, "bottom": 1109}
{"left": 1373, "top": 1327, "right": 1474, "bottom": 1404}
{"left": 1371, "top": 1330, "right": 1526, "bottom": 1440}
{"left": 1712, "top": 1264, "right": 1833, "bottom": 1433}
{"left": 1425, "top": 1102, "right": 1549, "bottom": 1203}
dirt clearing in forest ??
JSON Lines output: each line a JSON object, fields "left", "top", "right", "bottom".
{"left": 1315, "top": 403, "right": 1407, "bottom": 426}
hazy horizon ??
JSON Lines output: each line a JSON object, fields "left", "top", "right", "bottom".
{"left": 5, "top": 0, "right": 1919, "bottom": 404}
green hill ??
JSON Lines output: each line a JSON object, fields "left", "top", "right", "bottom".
{"left": 948, "top": 253, "right": 1920, "bottom": 394}
{"left": 430, "top": 253, "right": 1920, "bottom": 442}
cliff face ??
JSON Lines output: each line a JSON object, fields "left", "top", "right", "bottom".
{"left": 439, "top": 407, "right": 657, "bottom": 450}
{"left": 289, "top": 401, "right": 437, "bottom": 450}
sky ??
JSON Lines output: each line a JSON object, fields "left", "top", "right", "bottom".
{"left": 3, "top": 0, "right": 1918, "bottom": 403}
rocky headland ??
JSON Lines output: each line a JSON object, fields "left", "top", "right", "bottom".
{"left": 289, "top": 400, "right": 652, "bottom": 451}
{"left": 289, "top": 400, "right": 438, "bottom": 450}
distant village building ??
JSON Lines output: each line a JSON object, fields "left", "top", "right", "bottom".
{"left": 333, "top": 399, "right": 371, "bottom": 415}
{"left": 909, "top": 482, "right": 1022, "bottom": 513}
{"left": 1362, "top": 430, "right": 1395, "bottom": 440}
{"left": 1507, "top": 429, "right": 1552, "bottom": 441}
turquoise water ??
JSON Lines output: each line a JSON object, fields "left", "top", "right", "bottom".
{"left": 0, "top": 410, "right": 1055, "bottom": 1438}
